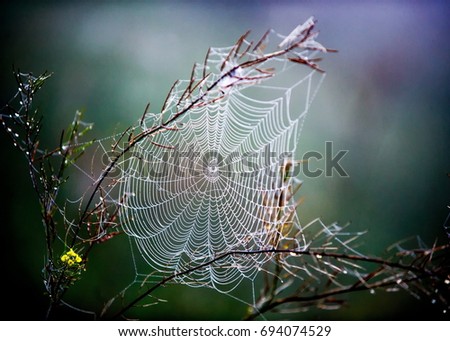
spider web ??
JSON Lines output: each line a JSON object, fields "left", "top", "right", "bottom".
{"left": 4, "top": 20, "right": 443, "bottom": 319}
{"left": 115, "top": 31, "right": 326, "bottom": 295}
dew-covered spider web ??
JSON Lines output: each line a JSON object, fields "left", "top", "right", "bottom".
{"left": 114, "top": 24, "right": 327, "bottom": 299}
{"left": 3, "top": 16, "right": 448, "bottom": 319}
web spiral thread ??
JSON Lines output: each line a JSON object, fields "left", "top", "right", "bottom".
{"left": 118, "top": 27, "right": 325, "bottom": 293}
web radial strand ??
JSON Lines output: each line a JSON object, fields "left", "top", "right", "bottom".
{"left": 119, "top": 37, "right": 324, "bottom": 291}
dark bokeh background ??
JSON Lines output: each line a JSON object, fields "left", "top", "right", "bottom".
{"left": 1, "top": 1, "right": 449, "bottom": 320}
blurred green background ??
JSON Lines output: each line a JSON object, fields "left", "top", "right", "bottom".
{"left": 1, "top": 1, "right": 449, "bottom": 320}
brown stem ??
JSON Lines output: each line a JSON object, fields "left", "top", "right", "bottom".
{"left": 108, "top": 247, "right": 442, "bottom": 319}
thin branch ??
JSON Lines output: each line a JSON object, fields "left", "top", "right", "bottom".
{"left": 108, "top": 246, "right": 446, "bottom": 319}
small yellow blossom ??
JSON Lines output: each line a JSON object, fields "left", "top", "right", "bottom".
{"left": 60, "top": 248, "right": 82, "bottom": 267}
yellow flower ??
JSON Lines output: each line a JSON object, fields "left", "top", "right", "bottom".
{"left": 61, "top": 248, "right": 82, "bottom": 267}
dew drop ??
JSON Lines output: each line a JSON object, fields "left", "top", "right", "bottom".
{"left": 445, "top": 279, "right": 450, "bottom": 285}
{"left": 370, "top": 289, "right": 375, "bottom": 295}
{"left": 431, "top": 299, "right": 436, "bottom": 304}
{"left": 316, "top": 254, "right": 322, "bottom": 259}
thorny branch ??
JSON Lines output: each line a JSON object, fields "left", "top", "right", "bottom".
{"left": 107, "top": 244, "right": 449, "bottom": 319}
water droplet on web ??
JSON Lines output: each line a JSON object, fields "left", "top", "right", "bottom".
{"left": 445, "top": 279, "right": 450, "bottom": 285}
{"left": 386, "top": 287, "right": 399, "bottom": 293}
{"left": 370, "top": 289, "right": 375, "bottom": 294}
{"left": 431, "top": 299, "right": 436, "bottom": 304}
